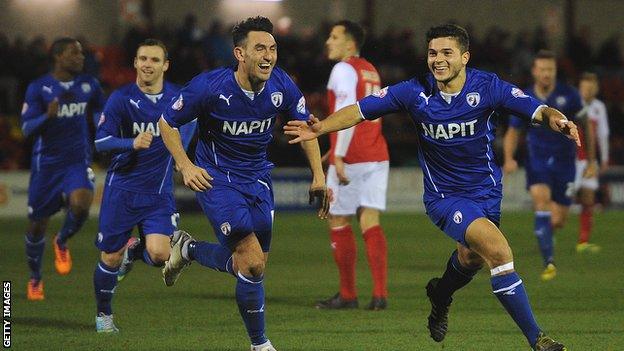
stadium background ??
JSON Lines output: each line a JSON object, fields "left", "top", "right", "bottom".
{"left": 0, "top": 0, "right": 622, "bottom": 350}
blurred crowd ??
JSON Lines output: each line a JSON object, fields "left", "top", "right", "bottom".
{"left": 1, "top": 16, "right": 623, "bottom": 170}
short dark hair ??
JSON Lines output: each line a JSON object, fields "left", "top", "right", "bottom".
{"left": 50, "top": 37, "right": 79, "bottom": 61}
{"left": 426, "top": 24, "right": 469, "bottom": 52}
{"left": 137, "top": 38, "right": 169, "bottom": 60}
{"left": 579, "top": 71, "right": 598, "bottom": 83}
{"left": 534, "top": 49, "right": 556, "bottom": 61}
{"left": 232, "top": 16, "right": 273, "bottom": 47}
{"left": 334, "top": 20, "right": 366, "bottom": 50}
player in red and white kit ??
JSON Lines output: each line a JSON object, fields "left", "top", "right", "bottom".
{"left": 575, "top": 72, "right": 609, "bottom": 253}
{"left": 316, "top": 20, "right": 390, "bottom": 311}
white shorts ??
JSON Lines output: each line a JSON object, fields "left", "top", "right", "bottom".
{"left": 574, "top": 159, "right": 599, "bottom": 191}
{"left": 327, "top": 161, "right": 389, "bottom": 216}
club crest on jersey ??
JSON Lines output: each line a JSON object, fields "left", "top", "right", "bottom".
{"left": 511, "top": 87, "right": 528, "bottom": 98}
{"left": 373, "top": 86, "right": 388, "bottom": 98}
{"left": 296, "top": 96, "right": 306, "bottom": 114}
{"left": 555, "top": 96, "right": 567, "bottom": 107}
{"left": 97, "top": 113, "right": 106, "bottom": 127}
{"left": 81, "top": 82, "right": 91, "bottom": 93}
{"left": 172, "top": 94, "right": 184, "bottom": 110}
{"left": 453, "top": 211, "right": 463, "bottom": 224}
{"left": 220, "top": 222, "right": 231, "bottom": 236}
{"left": 271, "top": 92, "right": 283, "bottom": 107}
{"left": 466, "top": 92, "right": 480, "bottom": 107}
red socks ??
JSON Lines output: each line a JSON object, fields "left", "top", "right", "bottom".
{"left": 330, "top": 226, "right": 357, "bottom": 300}
{"left": 363, "top": 225, "right": 388, "bottom": 299}
{"left": 579, "top": 205, "right": 593, "bottom": 244}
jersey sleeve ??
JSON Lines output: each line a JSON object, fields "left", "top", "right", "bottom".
{"left": 490, "top": 76, "right": 545, "bottom": 123}
{"left": 20, "top": 82, "right": 49, "bottom": 137}
{"left": 327, "top": 62, "right": 358, "bottom": 111}
{"left": 162, "top": 74, "right": 210, "bottom": 128}
{"left": 95, "top": 92, "right": 134, "bottom": 152}
{"left": 358, "top": 80, "right": 416, "bottom": 120}
{"left": 280, "top": 72, "right": 309, "bottom": 121}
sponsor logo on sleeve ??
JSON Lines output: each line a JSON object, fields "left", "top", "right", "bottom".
{"left": 220, "top": 222, "right": 231, "bottom": 236}
{"left": 97, "top": 113, "right": 106, "bottom": 127}
{"left": 373, "top": 86, "right": 388, "bottom": 98}
{"left": 296, "top": 96, "right": 306, "bottom": 114}
{"left": 172, "top": 94, "right": 184, "bottom": 110}
{"left": 21, "top": 103, "right": 28, "bottom": 114}
{"left": 511, "top": 87, "right": 528, "bottom": 98}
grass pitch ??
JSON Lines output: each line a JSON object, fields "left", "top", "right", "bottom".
{"left": 2, "top": 211, "right": 623, "bottom": 350}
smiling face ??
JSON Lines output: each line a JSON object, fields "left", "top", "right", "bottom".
{"left": 427, "top": 37, "right": 469, "bottom": 85}
{"left": 235, "top": 31, "right": 277, "bottom": 87}
{"left": 134, "top": 45, "right": 169, "bottom": 86}
{"left": 56, "top": 41, "right": 84, "bottom": 75}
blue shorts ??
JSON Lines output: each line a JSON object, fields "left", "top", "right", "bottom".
{"left": 525, "top": 152, "right": 575, "bottom": 206}
{"left": 425, "top": 188, "right": 502, "bottom": 247}
{"left": 96, "top": 186, "right": 177, "bottom": 253}
{"left": 28, "top": 163, "right": 95, "bottom": 220}
{"left": 196, "top": 174, "right": 274, "bottom": 253}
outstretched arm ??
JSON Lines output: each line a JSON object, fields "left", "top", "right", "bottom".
{"left": 284, "top": 104, "right": 364, "bottom": 144}
{"left": 532, "top": 107, "right": 581, "bottom": 147}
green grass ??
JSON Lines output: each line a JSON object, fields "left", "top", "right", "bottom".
{"left": 2, "top": 211, "right": 623, "bottom": 350}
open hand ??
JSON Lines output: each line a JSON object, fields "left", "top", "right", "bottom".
{"left": 284, "top": 114, "right": 322, "bottom": 144}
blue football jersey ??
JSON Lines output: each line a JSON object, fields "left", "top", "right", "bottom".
{"left": 163, "top": 66, "right": 309, "bottom": 182}
{"left": 359, "top": 68, "right": 544, "bottom": 200}
{"left": 21, "top": 73, "right": 105, "bottom": 169}
{"left": 96, "top": 82, "right": 196, "bottom": 194}
{"left": 509, "top": 82, "right": 582, "bottom": 158}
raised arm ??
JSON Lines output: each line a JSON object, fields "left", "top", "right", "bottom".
{"left": 284, "top": 104, "right": 364, "bottom": 144}
{"left": 532, "top": 107, "right": 581, "bottom": 147}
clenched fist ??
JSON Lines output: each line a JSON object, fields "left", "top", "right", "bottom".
{"left": 133, "top": 132, "right": 153, "bottom": 150}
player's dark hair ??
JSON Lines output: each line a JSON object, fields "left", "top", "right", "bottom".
{"left": 334, "top": 20, "right": 366, "bottom": 50}
{"left": 232, "top": 16, "right": 274, "bottom": 47}
{"left": 579, "top": 71, "right": 598, "bottom": 83}
{"left": 426, "top": 24, "right": 469, "bottom": 53}
{"left": 137, "top": 38, "right": 169, "bottom": 60}
{"left": 534, "top": 49, "right": 556, "bottom": 61}
{"left": 50, "top": 37, "right": 79, "bottom": 62}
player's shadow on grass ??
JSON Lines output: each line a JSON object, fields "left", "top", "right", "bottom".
{"left": 11, "top": 316, "right": 92, "bottom": 330}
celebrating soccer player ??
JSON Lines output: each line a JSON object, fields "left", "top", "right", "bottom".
{"left": 316, "top": 20, "right": 390, "bottom": 311}
{"left": 21, "top": 37, "right": 105, "bottom": 301}
{"left": 574, "top": 72, "right": 609, "bottom": 253}
{"left": 503, "top": 50, "right": 595, "bottom": 280}
{"left": 91, "top": 39, "right": 196, "bottom": 332}
{"left": 158, "top": 17, "right": 329, "bottom": 351}
{"left": 285, "top": 24, "right": 572, "bottom": 351}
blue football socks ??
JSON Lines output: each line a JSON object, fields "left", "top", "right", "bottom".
{"left": 94, "top": 260, "right": 119, "bottom": 315}
{"left": 534, "top": 211, "right": 554, "bottom": 265}
{"left": 188, "top": 241, "right": 234, "bottom": 275}
{"left": 25, "top": 234, "right": 45, "bottom": 282}
{"left": 236, "top": 272, "right": 267, "bottom": 346}
{"left": 492, "top": 272, "right": 541, "bottom": 346}
{"left": 57, "top": 209, "right": 88, "bottom": 249}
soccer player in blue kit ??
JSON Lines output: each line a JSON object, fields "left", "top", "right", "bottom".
{"left": 284, "top": 24, "right": 574, "bottom": 351}
{"left": 92, "top": 39, "right": 196, "bottom": 332}
{"left": 158, "top": 17, "right": 329, "bottom": 351}
{"left": 21, "top": 37, "right": 105, "bottom": 300}
{"left": 503, "top": 50, "right": 595, "bottom": 281}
